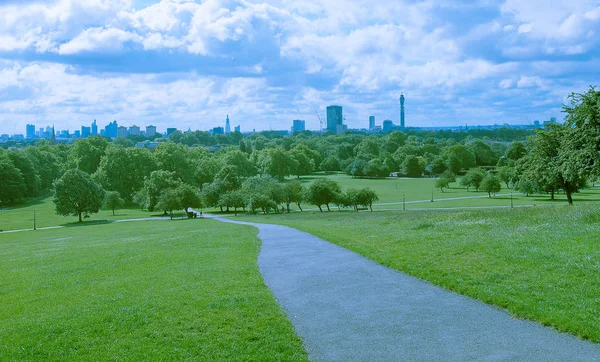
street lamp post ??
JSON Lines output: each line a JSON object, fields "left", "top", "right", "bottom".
{"left": 431, "top": 189, "right": 434, "bottom": 203}
{"left": 510, "top": 192, "right": 513, "bottom": 208}
{"left": 33, "top": 211, "right": 36, "bottom": 230}
{"left": 403, "top": 194, "right": 406, "bottom": 211}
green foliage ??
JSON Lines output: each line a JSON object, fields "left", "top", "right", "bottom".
{"left": 305, "top": 178, "right": 341, "bottom": 212}
{"left": 442, "top": 144, "right": 476, "bottom": 174}
{"left": 104, "top": 191, "right": 124, "bottom": 216}
{"left": 72, "top": 135, "right": 109, "bottom": 174}
{"left": 0, "top": 156, "right": 26, "bottom": 205}
{"left": 218, "top": 191, "right": 246, "bottom": 215}
{"left": 154, "top": 142, "right": 193, "bottom": 183}
{"left": 282, "top": 180, "right": 305, "bottom": 212}
{"left": 403, "top": 155, "right": 425, "bottom": 178}
{"left": 480, "top": 175, "right": 501, "bottom": 198}
{"left": 469, "top": 140, "right": 499, "bottom": 166}
{"left": 320, "top": 155, "right": 340, "bottom": 172}
{"left": 258, "top": 147, "right": 298, "bottom": 180}
{"left": 155, "top": 188, "right": 182, "bottom": 219}
{"left": 460, "top": 168, "right": 487, "bottom": 191}
{"left": 142, "top": 170, "right": 181, "bottom": 212}
{"left": 53, "top": 169, "right": 105, "bottom": 222}
{"left": 506, "top": 141, "right": 527, "bottom": 161}
{"left": 7, "top": 151, "right": 41, "bottom": 198}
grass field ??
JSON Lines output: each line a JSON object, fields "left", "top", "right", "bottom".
{"left": 0, "top": 220, "right": 308, "bottom": 360}
{"left": 0, "top": 196, "right": 166, "bottom": 232}
{"left": 235, "top": 204, "right": 600, "bottom": 343}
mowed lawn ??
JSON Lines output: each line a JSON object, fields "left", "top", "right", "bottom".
{"left": 0, "top": 196, "right": 165, "bottom": 232}
{"left": 236, "top": 204, "right": 600, "bottom": 343}
{"left": 0, "top": 220, "right": 307, "bottom": 360}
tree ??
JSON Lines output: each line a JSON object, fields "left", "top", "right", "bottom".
{"left": 403, "top": 155, "right": 425, "bottom": 177}
{"left": 435, "top": 177, "right": 450, "bottom": 192}
{"left": 442, "top": 144, "right": 476, "bottom": 174}
{"left": 104, "top": 191, "right": 124, "bottom": 216}
{"left": 8, "top": 151, "right": 41, "bottom": 198}
{"left": 469, "top": 140, "right": 498, "bottom": 166}
{"left": 142, "top": 170, "right": 181, "bottom": 212}
{"left": 480, "top": 175, "right": 501, "bottom": 198}
{"left": 506, "top": 141, "right": 527, "bottom": 161}
{"left": 177, "top": 184, "right": 203, "bottom": 215}
{"left": 218, "top": 191, "right": 246, "bottom": 215}
{"left": 460, "top": 168, "right": 487, "bottom": 192}
{"left": 321, "top": 155, "right": 340, "bottom": 172}
{"left": 283, "top": 180, "right": 304, "bottom": 212}
{"left": 0, "top": 157, "right": 26, "bottom": 205}
{"left": 259, "top": 147, "right": 298, "bottom": 180}
{"left": 305, "top": 178, "right": 341, "bottom": 211}
{"left": 357, "top": 188, "right": 379, "bottom": 211}
{"left": 53, "top": 169, "right": 105, "bottom": 222}
{"left": 154, "top": 142, "right": 193, "bottom": 183}
{"left": 155, "top": 188, "right": 182, "bottom": 220}
{"left": 72, "top": 135, "right": 109, "bottom": 174}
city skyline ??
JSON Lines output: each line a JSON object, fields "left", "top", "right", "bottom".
{"left": 0, "top": 1, "right": 598, "bottom": 134}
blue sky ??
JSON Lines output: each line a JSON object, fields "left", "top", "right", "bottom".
{"left": 0, "top": 0, "right": 599, "bottom": 134}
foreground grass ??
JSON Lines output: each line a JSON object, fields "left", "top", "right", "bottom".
{"left": 0, "top": 196, "right": 165, "bottom": 231}
{"left": 0, "top": 220, "right": 307, "bottom": 360}
{"left": 236, "top": 205, "right": 600, "bottom": 343}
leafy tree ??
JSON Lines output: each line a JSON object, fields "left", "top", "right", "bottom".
{"left": 142, "top": 170, "right": 181, "bottom": 212}
{"left": 259, "top": 147, "right": 298, "bottom": 180}
{"left": 403, "top": 155, "right": 425, "bottom": 177}
{"left": 470, "top": 140, "right": 498, "bottom": 166}
{"left": 154, "top": 142, "right": 193, "bottom": 183}
{"left": 53, "top": 169, "right": 105, "bottom": 222}
{"left": 480, "top": 175, "right": 502, "bottom": 198}
{"left": 72, "top": 135, "right": 109, "bottom": 174}
{"left": 22, "top": 147, "right": 62, "bottom": 190}
{"left": 218, "top": 191, "right": 246, "bottom": 215}
{"left": 290, "top": 150, "right": 314, "bottom": 177}
{"left": 305, "top": 178, "right": 341, "bottom": 211}
{"left": 221, "top": 150, "right": 257, "bottom": 177}
{"left": 346, "top": 158, "right": 368, "bottom": 178}
{"left": 320, "top": 155, "right": 340, "bottom": 172}
{"left": 113, "top": 137, "right": 134, "bottom": 148}
{"left": 194, "top": 157, "right": 221, "bottom": 186}
{"left": 435, "top": 176, "right": 451, "bottom": 192}
{"left": 506, "top": 141, "right": 527, "bottom": 161}
{"left": 177, "top": 184, "right": 203, "bottom": 215}
{"left": 461, "top": 168, "right": 487, "bottom": 191}
{"left": 496, "top": 164, "right": 518, "bottom": 189}
{"left": 282, "top": 180, "right": 304, "bottom": 212}
{"left": 104, "top": 191, "right": 124, "bottom": 215}
{"left": 442, "top": 144, "right": 476, "bottom": 174}
{"left": 202, "top": 179, "right": 229, "bottom": 211}
{"left": 0, "top": 156, "right": 26, "bottom": 205}
{"left": 155, "top": 188, "right": 182, "bottom": 220}
{"left": 8, "top": 151, "right": 41, "bottom": 197}
{"left": 357, "top": 188, "right": 379, "bottom": 211}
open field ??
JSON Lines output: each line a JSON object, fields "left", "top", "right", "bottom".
{"left": 0, "top": 220, "right": 307, "bottom": 360}
{"left": 0, "top": 196, "right": 166, "bottom": 232}
{"left": 234, "top": 204, "right": 600, "bottom": 343}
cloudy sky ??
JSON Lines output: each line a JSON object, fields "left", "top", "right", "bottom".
{"left": 0, "top": 0, "right": 599, "bottom": 135}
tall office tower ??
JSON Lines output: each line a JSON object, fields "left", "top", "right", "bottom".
{"left": 400, "top": 93, "right": 405, "bottom": 128}
{"left": 117, "top": 126, "right": 128, "bottom": 138}
{"left": 326, "top": 105, "right": 343, "bottom": 133}
{"left": 234, "top": 125, "right": 241, "bottom": 133}
{"left": 166, "top": 127, "right": 177, "bottom": 136}
{"left": 369, "top": 116, "right": 375, "bottom": 130}
{"left": 38, "top": 127, "right": 44, "bottom": 137}
{"left": 292, "top": 120, "right": 306, "bottom": 132}
{"left": 81, "top": 126, "right": 91, "bottom": 137}
{"left": 91, "top": 119, "right": 98, "bottom": 136}
{"left": 225, "top": 115, "right": 231, "bottom": 134}
{"left": 26, "top": 124, "right": 35, "bottom": 139}
{"left": 105, "top": 121, "right": 118, "bottom": 138}
{"left": 146, "top": 125, "right": 156, "bottom": 137}
{"left": 129, "top": 125, "right": 140, "bottom": 136}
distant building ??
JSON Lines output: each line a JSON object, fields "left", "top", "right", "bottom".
{"left": 369, "top": 116, "right": 375, "bottom": 131}
{"left": 26, "top": 124, "right": 35, "bottom": 139}
{"left": 117, "top": 126, "right": 128, "bottom": 138}
{"left": 38, "top": 127, "right": 44, "bottom": 137}
{"left": 105, "top": 121, "right": 118, "bottom": 138}
{"left": 91, "top": 119, "right": 98, "bottom": 136}
{"left": 81, "top": 126, "right": 91, "bottom": 138}
{"left": 533, "top": 120, "right": 540, "bottom": 128}
{"left": 225, "top": 115, "right": 231, "bottom": 134}
{"left": 292, "top": 120, "right": 306, "bottom": 132}
{"left": 59, "top": 130, "right": 69, "bottom": 138}
{"left": 211, "top": 127, "right": 224, "bottom": 135}
{"left": 129, "top": 125, "right": 140, "bottom": 136}
{"left": 326, "top": 105, "right": 343, "bottom": 133}
{"left": 383, "top": 120, "right": 394, "bottom": 133}
{"left": 146, "top": 125, "right": 156, "bottom": 137}
{"left": 74, "top": 130, "right": 81, "bottom": 138}
{"left": 234, "top": 125, "right": 241, "bottom": 133}
{"left": 166, "top": 127, "right": 177, "bottom": 136}
{"left": 400, "top": 93, "right": 405, "bottom": 128}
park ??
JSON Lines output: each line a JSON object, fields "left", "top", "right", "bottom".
{"left": 1, "top": 88, "right": 600, "bottom": 359}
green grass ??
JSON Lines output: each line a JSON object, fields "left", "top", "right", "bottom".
{"left": 0, "top": 196, "right": 164, "bottom": 231}
{"left": 234, "top": 204, "right": 600, "bottom": 343}
{"left": 0, "top": 220, "right": 308, "bottom": 360}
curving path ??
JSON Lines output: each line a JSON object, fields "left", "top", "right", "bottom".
{"left": 212, "top": 216, "right": 600, "bottom": 361}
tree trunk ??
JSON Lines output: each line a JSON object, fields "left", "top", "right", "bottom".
{"left": 112, "top": 209, "right": 115, "bottom": 216}
{"left": 297, "top": 203, "right": 303, "bottom": 212}
{"left": 79, "top": 212, "right": 82, "bottom": 223}
{"left": 488, "top": 192, "right": 492, "bottom": 198}
{"left": 226, "top": 206, "right": 229, "bottom": 212}
{"left": 326, "top": 204, "right": 331, "bottom": 211}
{"left": 220, "top": 206, "right": 223, "bottom": 212}
{"left": 369, "top": 203, "right": 373, "bottom": 211}
{"left": 169, "top": 210, "right": 173, "bottom": 220}
{"left": 565, "top": 186, "right": 574, "bottom": 205}
{"left": 234, "top": 207, "right": 237, "bottom": 216}
{"left": 286, "top": 203, "right": 291, "bottom": 213}
{"left": 318, "top": 205, "right": 323, "bottom": 212}
{"left": 550, "top": 190, "right": 555, "bottom": 200}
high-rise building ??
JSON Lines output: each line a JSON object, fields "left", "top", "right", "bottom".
{"left": 146, "top": 125, "right": 156, "bottom": 137}
{"left": 234, "top": 125, "right": 241, "bottom": 133}
{"left": 212, "top": 126, "right": 224, "bottom": 135}
{"left": 292, "top": 120, "right": 306, "bottom": 133}
{"left": 129, "top": 125, "right": 140, "bottom": 136}
{"left": 400, "top": 93, "right": 405, "bottom": 128}
{"left": 326, "top": 105, "right": 343, "bottom": 133}
{"left": 74, "top": 130, "right": 81, "bottom": 138}
{"left": 166, "top": 128, "right": 177, "bottom": 136}
{"left": 369, "top": 116, "right": 375, "bottom": 130}
{"left": 38, "top": 127, "right": 44, "bottom": 137}
{"left": 105, "top": 121, "right": 118, "bottom": 138}
{"left": 117, "top": 126, "right": 128, "bottom": 138}
{"left": 225, "top": 115, "right": 231, "bottom": 134}
{"left": 26, "top": 124, "right": 35, "bottom": 139}
{"left": 383, "top": 120, "right": 394, "bottom": 133}
{"left": 81, "top": 126, "right": 91, "bottom": 138}
{"left": 91, "top": 119, "right": 98, "bottom": 136}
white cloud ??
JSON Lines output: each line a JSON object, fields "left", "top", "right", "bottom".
{"left": 517, "top": 23, "right": 532, "bottom": 33}
{"left": 499, "top": 79, "right": 513, "bottom": 89}
{"left": 584, "top": 6, "right": 600, "bottom": 20}
{"left": 59, "top": 27, "right": 141, "bottom": 54}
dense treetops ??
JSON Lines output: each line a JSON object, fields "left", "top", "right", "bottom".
{"left": 2, "top": 87, "right": 599, "bottom": 210}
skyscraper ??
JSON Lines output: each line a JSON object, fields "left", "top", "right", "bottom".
{"left": 383, "top": 120, "right": 394, "bottom": 133}
{"left": 91, "top": 119, "right": 98, "bottom": 136}
{"left": 81, "top": 126, "right": 91, "bottom": 138}
{"left": 129, "top": 125, "right": 140, "bottom": 136}
{"left": 117, "top": 126, "right": 128, "bottom": 138}
{"left": 326, "top": 105, "right": 343, "bottom": 133}
{"left": 292, "top": 120, "right": 306, "bottom": 133}
{"left": 400, "top": 93, "right": 405, "bottom": 128}
{"left": 369, "top": 116, "right": 375, "bottom": 130}
{"left": 26, "top": 124, "right": 35, "bottom": 139}
{"left": 146, "top": 125, "right": 156, "bottom": 137}
{"left": 105, "top": 121, "right": 118, "bottom": 138}
{"left": 225, "top": 115, "right": 231, "bottom": 134}
{"left": 234, "top": 125, "right": 241, "bottom": 133}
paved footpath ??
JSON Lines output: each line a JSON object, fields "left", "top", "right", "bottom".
{"left": 212, "top": 216, "right": 600, "bottom": 361}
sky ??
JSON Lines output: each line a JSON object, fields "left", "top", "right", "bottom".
{"left": 0, "top": 0, "right": 599, "bottom": 135}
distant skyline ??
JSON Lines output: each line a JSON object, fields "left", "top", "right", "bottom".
{"left": 1, "top": 0, "right": 599, "bottom": 134}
